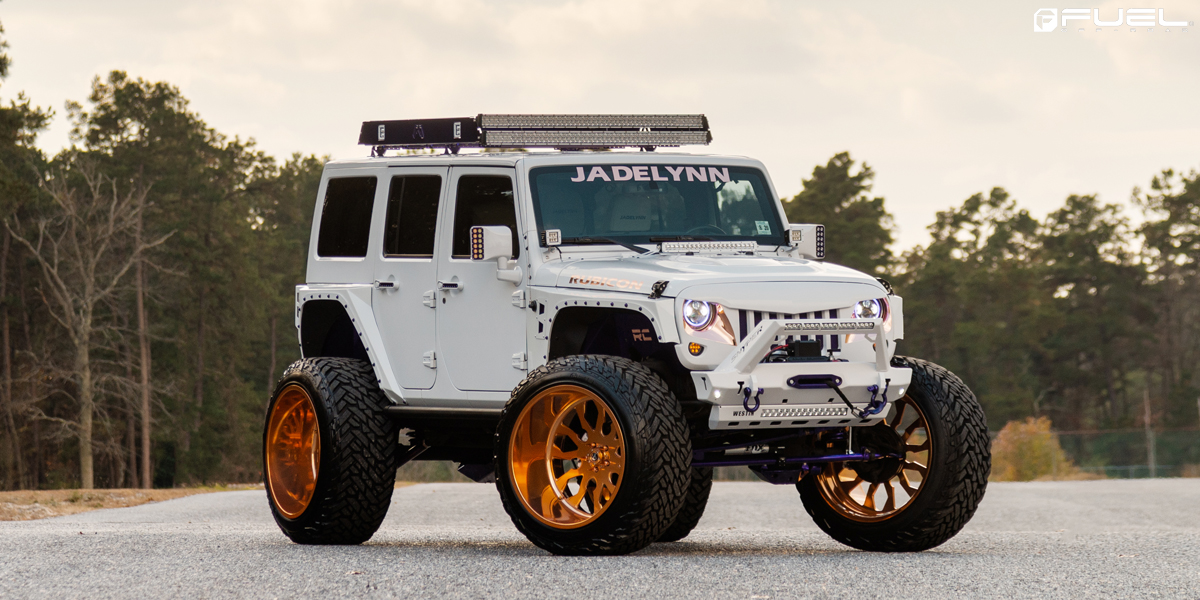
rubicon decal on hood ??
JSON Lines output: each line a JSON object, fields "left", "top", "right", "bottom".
{"left": 569, "top": 166, "right": 731, "bottom": 183}
{"left": 568, "top": 276, "right": 644, "bottom": 291}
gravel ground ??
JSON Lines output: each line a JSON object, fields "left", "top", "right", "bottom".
{"left": 1, "top": 479, "right": 1197, "bottom": 599}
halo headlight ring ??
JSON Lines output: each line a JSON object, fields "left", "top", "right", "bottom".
{"left": 682, "top": 299, "right": 715, "bottom": 331}
{"left": 852, "top": 298, "right": 889, "bottom": 322}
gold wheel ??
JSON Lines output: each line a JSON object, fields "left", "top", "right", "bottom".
{"left": 265, "top": 384, "right": 321, "bottom": 519}
{"left": 814, "top": 394, "right": 931, "bottom": 522}
{"left": 508, "top": 384, "right": 626, "bottom": 529}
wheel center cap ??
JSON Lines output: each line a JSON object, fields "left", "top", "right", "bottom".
{"left": 585, "top": 445, "right": 609, "bottom": 468}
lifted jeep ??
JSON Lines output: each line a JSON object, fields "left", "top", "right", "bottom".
{"left": 263, "top": 115, "right": 989, "bottom": 555}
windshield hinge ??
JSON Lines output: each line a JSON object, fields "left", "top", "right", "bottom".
{"left": 648, "top": 280, "right": 669, "bottom": 299}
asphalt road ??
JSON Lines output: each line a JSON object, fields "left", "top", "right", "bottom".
{"left": 2, "top": 479, "right": 1197, "bottom": 599}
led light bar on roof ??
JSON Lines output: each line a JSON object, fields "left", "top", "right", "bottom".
{"left": 359, "top": 113, "right": 710, "bottom": 152}
{"left": 478, "top": 114, "right": 708, "bottom": 130}
{"left": 480, "top": 129, "right": 711, "bottom": 148}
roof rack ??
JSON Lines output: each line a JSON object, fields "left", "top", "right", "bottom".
{"left": 358, "top": 114, "right": 710, "bottom": 155}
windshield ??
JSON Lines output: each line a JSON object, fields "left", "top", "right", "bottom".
{"left": 529, "top": 164, "right": 786, "bottom": 246}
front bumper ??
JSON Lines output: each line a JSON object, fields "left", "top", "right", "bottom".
{"left": 689, "top": 317, "right": 912, "bottom": 430}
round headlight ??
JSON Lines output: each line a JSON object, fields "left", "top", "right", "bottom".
{"left": 852, "top": 298, "right": 884, "bottom": 320}
{"left": 683, "top": 299, "right": 714, "bottom": 330}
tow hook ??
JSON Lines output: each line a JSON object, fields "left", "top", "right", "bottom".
{"left": 826, "top": 378, "right": 891, "bottom": 419}
{"left": 860, "top": 379, "right": 891, "bottom": 419}
{"left": 743, "top": 387, "right": 763, "bottom": 414}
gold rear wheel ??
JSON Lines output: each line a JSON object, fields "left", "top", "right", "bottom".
{"left": 813, "top": 394, "right": 931, "bottom": 522}
{"left": 265, "top": 383, "right": 321, "bottom": 520}
{"left": 508, "top": 384, "right": 626, "bottom": 529}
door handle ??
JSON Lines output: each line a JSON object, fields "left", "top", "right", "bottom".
{"left": 437, "top": 280, "right": 463, "bottom": 292}
{"left": 374, "top": 280, "right": 397, "bottom": 290}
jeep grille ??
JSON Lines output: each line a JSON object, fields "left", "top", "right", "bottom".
{"left": 728, "top": 308, "right": 843, "bottom": 352}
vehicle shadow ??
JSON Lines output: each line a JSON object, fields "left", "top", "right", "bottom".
{"left": 352, "top": 537, "right": 936, "bottom": 558}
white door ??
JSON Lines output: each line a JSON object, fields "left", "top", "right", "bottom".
{"left": 373, "top": 168, "right": 448, "bottom": 390}
{"left": 435, "top": 166, "right": 526, "bottom": 392}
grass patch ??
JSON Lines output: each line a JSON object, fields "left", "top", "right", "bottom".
{"left": 0, "top": 484, "right": 263, "bottom": 521}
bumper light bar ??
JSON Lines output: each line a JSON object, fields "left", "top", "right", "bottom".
{"left": 783, "top": 321, "right": 876, "bottom": 332}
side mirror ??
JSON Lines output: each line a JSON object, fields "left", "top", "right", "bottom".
{"left": 470, "top": 226, "right": 513, "bottom": 262}
{"left": 787, "top": 224, "right": 825, "bottom": 260}
{"left": 470, "top": 226, "right": 523, "bottom": 284}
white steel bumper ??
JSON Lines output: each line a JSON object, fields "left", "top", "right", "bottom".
{"left": 689, "top": 317, "right": 912, "bottom": 430}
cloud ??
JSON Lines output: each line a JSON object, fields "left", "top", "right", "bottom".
{"left": 3, "top": 0, "right": 1197, "bottom": 248}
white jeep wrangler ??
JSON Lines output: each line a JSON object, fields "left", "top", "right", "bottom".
{"left": 263, "top": 115, "right": 989, "bottom": 555}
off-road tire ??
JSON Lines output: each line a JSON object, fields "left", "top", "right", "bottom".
{"left": 495, "top": 355, "right": 691, "bottom": 555}
{"left": 797, "top": 356, "right": 989, "bottom": 552}
{"left": 265, "top": 357, "right": 398, "bottom": 544}
{"left": 656, "top": 466, "right": 713, "bottom": 542}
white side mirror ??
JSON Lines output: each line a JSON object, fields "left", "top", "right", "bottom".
{"left": 470, "top": 226, "right": 523, "bottom": 284}
{"left": 470, "top": 226, "right": 513, "bottom": 261}
{"left": 787, "top": 224, "right": 825, "bottom": 260}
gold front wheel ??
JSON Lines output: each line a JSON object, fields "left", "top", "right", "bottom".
{"left": 813, "top": 393, "right": 931, "bottom": 522}
{"left": 265, "top": 383, "right": 321, "bottom": 520}
{"left": 508, "top": 384, "right": 626, "bottom": 529}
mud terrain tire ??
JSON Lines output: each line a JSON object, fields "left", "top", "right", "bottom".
{"left": 656, "top": 466, "right": 713, "bottom": 542}
{"left": 264, "top": 357, "right": 398, "bottom": 544}
{"left": 797, "top": 356, "right": 989, "bottom": 552}
{"left": 495, "top": 355, "right": 691, "bottom": 555}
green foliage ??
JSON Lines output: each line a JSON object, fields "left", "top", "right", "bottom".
{"left": 1, "top": 68, "right": 322, "bottom": 488}
{"left": 991, "top": 417, "right": 1083, "bottom": 481}
{"left": 897, "top": 188, "right": 1048, "bottom": 425}
{"left": 783, "top": 152, "right": 895, "bottom": 274}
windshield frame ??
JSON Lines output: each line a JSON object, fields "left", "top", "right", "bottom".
{"left": 528, "top": 163, "right": 788, "bottom": 248}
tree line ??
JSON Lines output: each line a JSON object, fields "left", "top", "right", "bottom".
{"left": 2, "top": 25, "right": 317, "bottom": 488}
{"left": 1, "top": 33, "right": 1197, "bottom": 490}
{"left": 785, "top": 153, "right": 1200, "bottom": 436}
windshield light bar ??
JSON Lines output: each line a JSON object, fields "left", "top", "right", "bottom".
{"left": 360, "top": 113, "right": 711, "bottom": 152}
{"left": 660, "top": 241, "right": 757, "bottom": 253}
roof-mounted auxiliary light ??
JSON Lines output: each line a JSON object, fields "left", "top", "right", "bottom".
{"left": 358, "top": 114, "right": 711, "bottom": 155}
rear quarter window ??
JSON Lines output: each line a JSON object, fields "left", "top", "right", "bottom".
{"left": 317, "top": 176, "right": 378, "bottom": 258}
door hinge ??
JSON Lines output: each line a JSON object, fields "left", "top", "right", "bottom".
{"left": 422, "top": 290, "right": 436, "bottom": 308}
{"left": 511, "top": 352, "right": 528, "bottom": 370}
{"left": 511, "top": 289, "right": 526, "bottom": 308}
{"left": 422, "top": 351, "right": 437, "bottom": 369}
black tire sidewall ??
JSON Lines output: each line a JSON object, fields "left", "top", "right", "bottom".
{"left": 263, "top": 358, "right": 398, "bottom": 544}
{"left": 495, "top": 356, "right": 688, "bottom": 553}
{"left": 797, "top": 356, "right": 988, "bottom": 551}
{"left": 263, "top": 364, "right": 338, "bottom": 534}
{"left": 799, "top": 373, "right": 948, "bottom": 536}
{"left": 497, "top": 369, "right": 645, "bottom": 545}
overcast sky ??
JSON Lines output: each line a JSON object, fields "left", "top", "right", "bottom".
{"left": 3, "top": 0, "right": 1198, "bottom": 249}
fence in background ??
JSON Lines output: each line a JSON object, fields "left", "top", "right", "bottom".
{"left": 1057, "top": 429, "right": 1200, "bottom": 479}
{"left": 393, "top": 429, "right": 1200, "bottom": 483}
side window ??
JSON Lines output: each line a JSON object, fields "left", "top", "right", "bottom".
{"left": 317, "top": 176, "right": 377, "bottom": 258}
{"left": 451, "top": 175, "right": 520, "bottom": 259}
{"left": 383, "top": 175, "right": 442, "bottom": 257}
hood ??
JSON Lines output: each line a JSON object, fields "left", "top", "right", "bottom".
{"left": 537, "top": 253, "right": 886, "bottom": 304}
